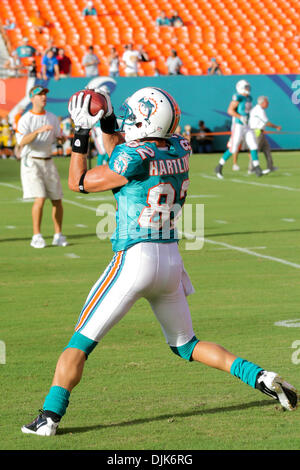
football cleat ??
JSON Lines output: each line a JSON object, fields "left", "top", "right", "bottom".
{"left": 256, "top": 371, "right": 298, "bottom": 411}
{"left": 254, "top": 165, "right": 263, "bottom": 177}
{"left": 232, "top": 164, "right": 240, "bottom": 171}
{"left": 215, "top": 164, "right": 224, "bottom": 179}
{"left": 21, "top": 410, "right": 60, "bottom": 436}
{"left": 52, "top": 233, "right": 68, "bottom": 247}
{"left": 30, "top": 234, "right": 46, "bottom": 249}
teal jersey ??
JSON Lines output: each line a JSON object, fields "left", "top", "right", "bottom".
{"left": 232, "top": 93, "right": 253, "bottom": 125}
{"left": 108, "top": 135, "right": 191, "bottom": 252}
{"left": 15, "top": 45, "right": 36, "bottom": 58}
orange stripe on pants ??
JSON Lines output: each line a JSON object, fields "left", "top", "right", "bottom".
{"left": 75, "top": 251, "right": 123, "bottom": 332}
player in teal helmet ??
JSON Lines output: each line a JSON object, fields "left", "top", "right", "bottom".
{"left": 21, "top": 86, "right": 298, "bottom": 436}
{"left": 215, "top": 79, "right": 263, "bottom": 179}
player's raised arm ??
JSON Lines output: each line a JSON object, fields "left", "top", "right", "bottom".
{"left": 68, "top": 90, "right": 127, "bottom": 193}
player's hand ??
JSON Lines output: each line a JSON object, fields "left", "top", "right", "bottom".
{"left": 85, "top": 86, "right": 113, "bottom": 117}
{"left": 68, "top": 92, "right": 105, "bottom": 129}
{"left": 276, "top": 125, "right": 282, "bottom": 131}
{"left": 240, "top": 115, "right": 248, "bottom": 126}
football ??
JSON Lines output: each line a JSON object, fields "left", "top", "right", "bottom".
{"left": 69, "top": 89, "right": 108, "bottom": 116}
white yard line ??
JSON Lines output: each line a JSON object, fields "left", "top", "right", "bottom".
{"left": 0, "top": 182, "right": 23, "bottom": 191}
{"left": 65, "top": 253, "right": 80, "bottom": 259}
{"left": 1, "top": 182, "right": 300, "bottom": 269}
{"left": 203, "top": 238, "right": 300, "bottom": 269}
{"left": 198, "top": 173, "right": 300, "bottom": 192}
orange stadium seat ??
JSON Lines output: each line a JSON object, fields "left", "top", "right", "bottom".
{"left": 1, "top": 0, "right": 299, "bottom": 76}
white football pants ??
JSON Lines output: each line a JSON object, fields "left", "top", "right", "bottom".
{"left": 74, "top": 242, "right": 195, "bottom": 348}
{"left": 228, "top": 121, "right": 258, "bottom": 153}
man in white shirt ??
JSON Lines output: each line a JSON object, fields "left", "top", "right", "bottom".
{"left": 166, "top": 49, "right": 182, "bottom": 75}
{"left": 16, "top": 85, "right": 68, "bottom": 248}
{"left": 249, "top": 96, "right": 281, "bottom": 173}
{"left": 121, "top": 44, "right": 140, "bottom": 77}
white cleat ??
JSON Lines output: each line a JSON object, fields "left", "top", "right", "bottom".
{"left": 256, "top": 371, "right": 298, "bottom": 411}
{"left": 30, "top": 234, "right": 46, "bottom": 249}
{"left": 52, "top": 233, "right": 68, "bottom": 247}
{"left": 21, "top": 410, "right": 59, "bottom": 436}
{"left": 232, "top": 164, "right": 240, "bottom": 171}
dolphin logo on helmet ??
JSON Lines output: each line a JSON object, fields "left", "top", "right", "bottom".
{"left": 118, "top": 87, "right": 181, "bottom": 142}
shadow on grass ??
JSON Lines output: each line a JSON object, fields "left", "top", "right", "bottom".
{"left": 0, "top": 233, "right": 96, "bottom": 244}
{"left": 58, "top": 399, "right": 272, "bottom": 435}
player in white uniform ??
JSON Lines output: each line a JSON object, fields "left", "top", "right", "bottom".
{"left": 21, "top": 87, "right": 298, "bottom": 436}
{"left": 215, "top": 80, "right": 263, "bottom": 178}
{"left": 16, "top": 85, "right": 68, "bottom": 248}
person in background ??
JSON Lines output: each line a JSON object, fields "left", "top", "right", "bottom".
{"left": 42, "top": 49, "right": 60, "bottom": 80}
{"left": 108, "top": 46, "right": 119, "bottom": 77}
{"left": 82, "top": 46, "right": 100, "bottom": 77}
{"left": 122, "top": 43, "right": 140, "bottom": 77}
{"left": 57, "top": 48, "right": 72, "bottom": 78}
{"left": 195, "top": 120, "right": 213, "bottom": 153}
{"left": 3, "top": 19, "right": 16, "bottom": 31}
{"left": 182, "top": 124, "right": 192, "bottom": 142}
{"left": 249, "top": 96, "right": 281, "bottom": 174}
{"left": 166, "top": 49, "right": 182, "bottom": 75}
{"left": 82, "top": 1, "right": 97, "bottom": 16}
{"left": 170, "top": 10, "right": 184, "bottom": 27}
{"left": 27, "top": 58, "right": 38, "bottom": 78}
{"left": 16, "top": 85, "right": 68, "bottom": 249}
{"left": 60, "top": 116, "right": 73, "bottom": 156}
{"left": 215, "top": 80, "right": 262, "bottom": 179}
{"left": 156, "top": 10, "right": 171, "bottom": 26}
{"left": 4, "top": 54, "right": 22, "bottom": 77}
{"left": 14, "top": 37, "right": 36, "bottom": 70}
{"left": 137, "top": 45, "right": 149, "bottom": 62}
{"left": 207, "top": 58, "right": 222, "bottom": 75}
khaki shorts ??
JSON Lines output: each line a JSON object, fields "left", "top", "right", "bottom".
{"left": 21, "top": 156, "right": 63, "bottom": 200}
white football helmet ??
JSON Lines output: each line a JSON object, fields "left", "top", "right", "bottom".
{"left": 236, "top": 79, "right": 251, "bottom": 96}
{"left": 118, "top": 87, "right": 181, "bottom": 142}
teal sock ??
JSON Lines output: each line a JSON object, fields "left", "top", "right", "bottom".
{"left": 230, "top": 357, "right": 263, "bottom": 389}
{"left": 222, "top": 149, "right": 232, "bottom": 162}
{"left": 43, "top": 385, "right": 70, "bottom": 417}
{"left": 250, "top": 149, "right": 258, "bottom": 162}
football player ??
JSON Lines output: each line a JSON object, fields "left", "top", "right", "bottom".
{"left": 21, "top": 87, "right": 298, "bottom": 435}
{"left": 215, "top": 79, "right": 263, "bottom": 179}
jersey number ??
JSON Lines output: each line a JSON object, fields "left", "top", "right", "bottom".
{"left": 138, "top": 180, "right": 189, "bottom": 230}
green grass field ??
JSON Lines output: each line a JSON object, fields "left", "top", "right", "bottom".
{"left": 1, "top": 152, "right": 300, "bottom": 451}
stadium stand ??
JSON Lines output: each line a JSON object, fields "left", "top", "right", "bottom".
{"left": 0, "top": 0, "right": 299, "bottom": 76}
